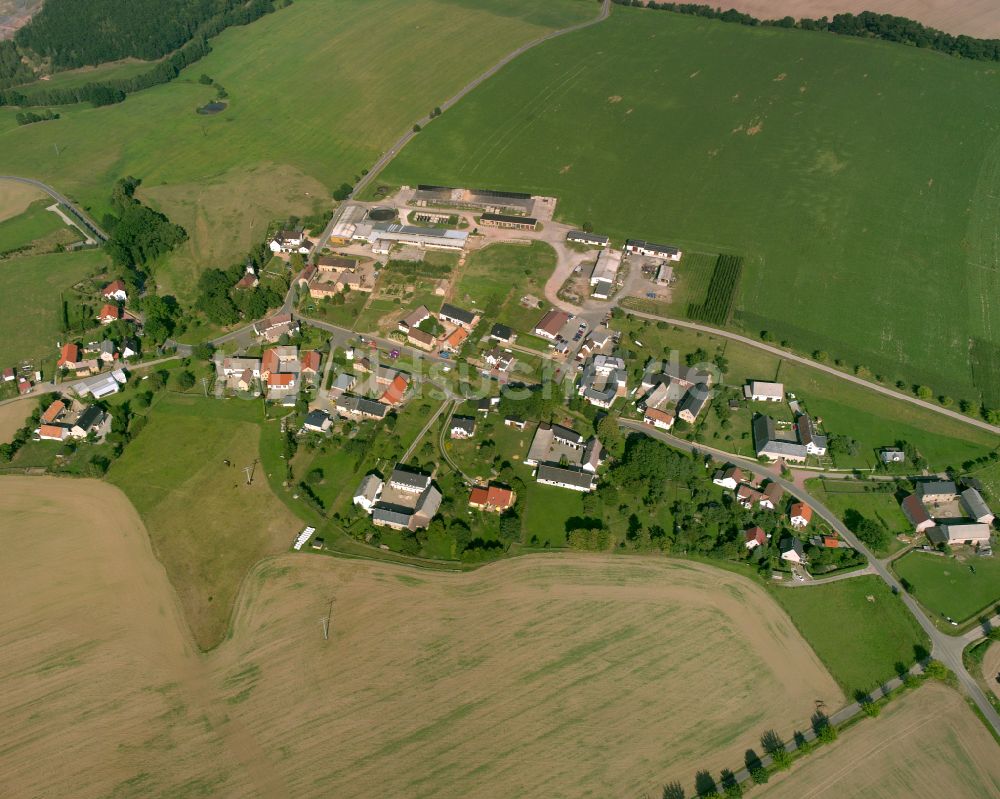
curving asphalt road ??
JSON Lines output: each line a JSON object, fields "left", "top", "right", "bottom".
{"left": 0, "top": 175, "right": 108, "bottom": 242}
{"left": 625, "top": 308, "right": 1000, "bottom": 438}
{"left": 619, "top": 418, "right": 1000, "bottom": 736}
{"left": 352, "top": 0, "right": 612, "bottom": 198}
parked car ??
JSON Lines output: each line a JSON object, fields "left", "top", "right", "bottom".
{"left": 389, "top": 349, "right": 400, "bottom": 359}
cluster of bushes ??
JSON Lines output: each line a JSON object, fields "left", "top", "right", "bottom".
{"left": 615, "top": 1, "right": 1000, "bottom": 63}
{"left": 194, "top": 240, "right": 284, "bottom": 326}
{"left": 15, "top": 109, "right": 59, "bottom": 125}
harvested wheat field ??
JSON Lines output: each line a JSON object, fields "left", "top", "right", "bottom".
{"left": 216, "top": 555, "right": 843, "bottom": 798}
{"left": 0, "top": 477, "right": 261, "bottom": 798}
{"left": 0, "top": 179, "right": 45, "bottom": 222}
{"left": 0, "top": 396, "right": 33, "bottom": 442}
{"left": 983, "top": 642, "right": 1000, "bottom": 704}
{"left": 760, "top": 682, "right": 1000, "bottom": 798}
{"left": 723, "top": 0, "right": 1000, "bottom": 38}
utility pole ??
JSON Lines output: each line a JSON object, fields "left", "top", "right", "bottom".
{"left": 201, "top": 376, "right": 209, "bottom": 397}
{"left": 243, "top": 459, "right": 257, "bottom": 485}
{"left": 320, "top": 598, "right": 334, "bottom": 641}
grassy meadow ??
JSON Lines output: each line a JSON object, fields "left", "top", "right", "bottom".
{"left": 107, "top": 394, "right": 300, "bottom": 649}
{"left": 768, "top": 576, "right": 930, "bottom": 695}
{"left": 894, "top": 551, "right": 1000, "bottom": 624}
{"left": 0, "top": 248, "right": 109, "bottom": 370}
{"left": 0, "top": 0, "right": 595, "bottom": 300}
{"left": 380, "top": 6, "right": 1000, "bottom": 403}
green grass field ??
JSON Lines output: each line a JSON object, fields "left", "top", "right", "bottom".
{"left": 0, "top": 248, "right": 108, "bottom": 370}
{"left": 0, "top": 0, "right": 594, "bottom": 300}
{"left": 380, "top": 7, "right": 1000, "bottom": 403}
{"left": 894, "top": 551, "right": 1000, "bottom": 624}
{"left": 107, "top": 395, "right": 299, "bottom": 649}
{"left": 805, "top": 478, "right": 911, "bottom": 554}
{"left": 768, "top": 576, "right": 931, "bottom": 695}
{"left": 0, "top": 199, "right": 70, "bottom": 253}
{"left": 16, "top": 58, "right": 159, "bottom": 97}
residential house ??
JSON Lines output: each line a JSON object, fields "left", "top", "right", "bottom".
{"left": 479, "top": 212, "right": 537, "bottom": 230}
{"left": 269, "top": 228, "right": 309, "bottom": 254}
{"left": 624, "top": 239, "right": 682, "bottom": 260}
{"left": 744, "top": 526, "right": 767, "bottom": 550}
{"left": 235, "top": 272, "right": 259, "bottom": 290}
{"left": 379, "top": 374, "right": 409, "bottom": 406}
{"left": 266, "top": 372, "right": 297, "bottom": 396}
{"left": 780, "top": 536, "right": 806, "bottom": 564}
{"left": 960, "top": 488, "right": 995, "bottom": 525}
{"left": 441, "top": 326, "right": 468, "bottom": 353}
{"left": 468, "top": 484, "right": 516, "bottom": 513}
{"left": 759, "top": 482, "right": 784, "bottom": 511}
{"left": 796, "top": 415, "right": 828, "bottom": 456}
{"left": 70, "top": 405, "right": 106, "bottom": 439}
{"left": 745, "top": 381, "right": 784, "bottom": 402}
{"left": 490, "top": 323, "right": 516, "bottom": 345}
{"left": 39, "top": 423, "right": 70, "bottom": 441}
{"left": 96, "top": 304, "right": 122, "bottom": 325}
{"left": 789, "top": 502, "right": 813, "bottom": 530}
{"left": 677, "top": 384, "right": 711, "bottom": 423}
{"left": 17, "top": 378, "right": 31, "bottom": 395}
{"left": 303, "top": 410, "right": 332, "bottom": 434}
{"left": 736, "top": 484, "right": 763, "bottom": 509}
{"left": 96, "top": 340, "right": 115, "bottom": 363}
{"left": 880, "top": 449, "right": 906, "bottom": 464}
{"left": 900, "top": 494, "right": 935, "bottom": 534}
{"left": 353, "top": 474, "right": 384, "bottom": 512}
{"left": 1, "top": 367, "right": 13, "bottom": 382}
{"left": 41, "top": 399, "right": 66, "bottom": 424}
{"left": 330, "top": 372, "right": 357, "bottom": 395}
{"left": 336, "top": 394, "right": 388, "bottom": 421}
{"left": 450, "top": 415, "right": 476, "bottom": 439}
{"left": 578, "top": 356, "right": 628, "bottom": 408}
{"left": 398, "top": 305, "right": 431, "bottom": 333}
{"left": 254, "top": 313, "right": 299, "bottom": 343}
{"left": 57, "top": 343, "right": 81, "bottom": 370}
{"left": 407, "top": 328, "right": 436, "bottom": 351}
{"left": 533, "top": 309, "right": 570, "bottom": 341}
{"left": 300, "top": 350, "right": 321, "bottom": 380}
{"left": 566, "top": 230, "right": 610, "bottom": 247}
{"left": 643, "top": 407, "right": 675, "bottom": 430}
{"left": 216, "top": 357, "right": 262, "bottom": 379}
{"left": 102, "top": 279, "right": 128, "bottom": 302}
{"left": 712, "top": 466, "right": 743, "bottom": 491}
{"left": 484, "top": 348, "right": 515, "bottom": 373}
{"left": 582, "top": 438, "right": 604, "bottom": 473}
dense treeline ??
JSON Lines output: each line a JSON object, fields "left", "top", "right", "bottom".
{"left": 614, "top": 1, "right": 1000, "bottom": 62}
{"left": 18, "top": 0, "right": 269, "bottom": 69}
{"left": 15, "top": 108, "right": 59, "bottom": 125}
{"left": 0, "top": 0, "right": 278, "bottom": 107}
{"left": 104, "top": 176, "right": 188, "bottom": 270}
{"left": 0, "top": 41, "right": 34, "bottom": 89}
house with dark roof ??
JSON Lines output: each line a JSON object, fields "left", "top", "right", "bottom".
{"left": 439, "top": 303, "right": 478, "bottom": 330}
{"left": 70, "top": 405, "right": 107, "bottom": 439}
{"left": 566, "top": 230, "right": 609, "bottom": 247}
{"left": 336, "top": 394, "right": 388, "bottom": 420}
{"left": 677, "top": 384, "right": 711, "bottom": 423}
{"left": 780, "top": 536, "right": 806, "bottom": 563}
{"left": 303, "top": 410, "right": 332, "bottom": 433}
{"left": 624, "top": 239, "right": 682, "bottom": 260}
{"left": 960, "top": 487, "right": 995, "bottom": 525}
{"left": 752, "top": 414, "right": 808, "bottom": 463}
{"left": 535, "top": 464, "right": 595, "bottom": 492}
{"left": 450, "top": 415, "right": 477, "bottom": 439}
{"left": 490, "top": 323, "right": 516, "bottom": 344}
{"left": 479, "top": 212, "right": 537, "bottom": 230}
{"left": 917, "top": 481, "right": 958, "bottom": 503}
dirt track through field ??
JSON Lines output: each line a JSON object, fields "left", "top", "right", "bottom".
{"left": 1, "top": 477, "right": 845, "bottom": 798}
{"left": 759, "top": 682, "right": 1000, "bottom": 798}
{"left": 718, "top": 0, "right": 1000, "bottom": 38}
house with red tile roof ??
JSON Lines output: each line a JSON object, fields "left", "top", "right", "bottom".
{"left": 380, "top": 374, "right": 409, "bottom": 406}
{"left": 441, "top": 326, "right": 468, "bottom": 352}
{"left": 744, "top": 526, "right": 767, "bottom": 550}
{"left": 57, "top": 342, "right": 80, "bottom": 369}
{"left": 736, "top": 484, "right": 763, "bottom": 509}
{"left": 790, "top": 502, "right": 813, "bottom": 530}
{"left": 300, "top": 350, "right": 321, "bottom": 375}
{"left": 39, "top": 423, "right": 70, "bottom": 441}
{"left": 96, "top": 304, "right": 122, "bottom": 325}
{"left": 102, "top": 279, "right": 128, "bottom": 302}
{"left": 468, "top": 484, "right": 515, "bottom": 513}
{"left": 41, "top": 399, "right": 66, "bottom": 424}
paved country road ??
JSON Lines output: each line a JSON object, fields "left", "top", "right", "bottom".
{"left": 619, "top": 418, "right": 1000, "bottom": 737}
{"left": 352, "top": 0, "right": 612, "bottom": 198}
{"left": 0, "top": 175, "right": 108, "bottom": 242}
{"left": 625, "top": 308, "right": 1000, "bottom": 438}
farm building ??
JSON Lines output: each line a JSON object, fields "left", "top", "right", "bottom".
{"left": 753, "top": 415, "right": 807, "bottom": 463}
{"left": 624, "top": 239, "right": 682, "bottom": 261}
{"left": 269, "top": 228, "right": 309, "bottom": 253}
{"left": 439, "top": 303, "right": 478, "bottom": 330}
{"left": 927, "top": 523, "right": 992, "bottom": 546}
{"left": 960, "top": 488, "right": 995, "bottom": 525}
{"left": 368, "top": 223, "right": 469, "bottom": 252}
{"left": 399, "top": 305, "right": 432, "bottom": 332}
{"left": 479, "top": 212, "right": 537, "bottom": 230}
{"left": 900, "top": 494, "right": 935, "bottom": 533}
{"left": 566, "top": 230, "right": 609, "bottom": 247}
{"left": 589, "top": 249, "right": 622, "bottom": 300}
{"left": 533, "top": 309, "right": 571, "bottom": 340}
{"left": 353, "top": 474, "right": 383, "bottom": 512}
{"left": 677, "top": 384, "right": 711, "bottom": 423}
{"left": 917, "top": 481, "right": 958, "bottom": 503}
{"left": 411, "top": 185, "right": 535, "bottom": 215}
{"left": 535, "top": 464, "right": 595, "bottom": 493}
{"left": 643, "top": 407, "right": 675, "bottom": 430}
